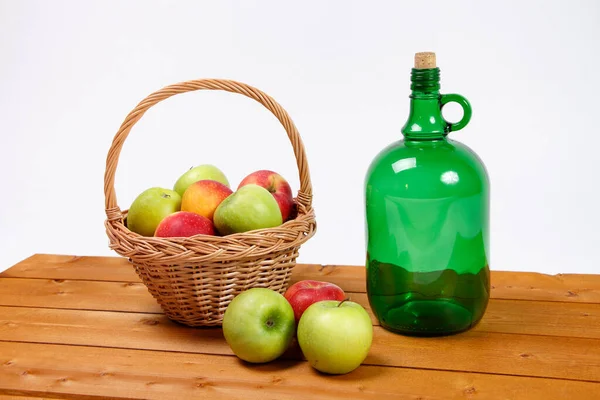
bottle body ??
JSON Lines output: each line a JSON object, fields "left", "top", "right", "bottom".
{"left": 365, "top": 137, "right": 490, "bottom": 336}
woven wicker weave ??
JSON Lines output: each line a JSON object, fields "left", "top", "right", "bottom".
{"left": 104, "top": 79, "right": 316, "bottom": 327}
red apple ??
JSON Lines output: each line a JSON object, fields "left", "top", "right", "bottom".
{"left": 284, "top": 280, "right": 346, "bottom": 322}
{"left": 238, "top": 170, "right": 294, "bottom": 221}
{"left": 154, "top": 211, "right": 215, "bottom": 237}
{"left": 181, "top": 180, "right": 233, "bottom": 221}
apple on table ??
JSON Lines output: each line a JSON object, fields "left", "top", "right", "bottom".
{"left": 222, "top": 288, "right": 295, "bottom": 363}
{"left": 298, "top": 299, "right": 373, "bottom": 375}
{"left": 284, "top": 280, "right": 346, "bottom": 322}
{"left": 239, "top": 170, "right": 294, "bottom": 222}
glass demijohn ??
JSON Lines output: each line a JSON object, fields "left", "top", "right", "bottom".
{"left": 365, "top": 52, "right": 490, "bottom": 336}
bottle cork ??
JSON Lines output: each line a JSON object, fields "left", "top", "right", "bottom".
{"left": 414, "top": 52, "right": 436, "bottom": 69}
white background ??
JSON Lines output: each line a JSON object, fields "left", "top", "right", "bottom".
{"left": 1, "top": 0, "right": 599, "bottom": 274}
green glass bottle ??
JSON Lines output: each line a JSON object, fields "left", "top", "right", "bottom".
{"left": 365, "top": 52, "right": 490, "bottom": 336}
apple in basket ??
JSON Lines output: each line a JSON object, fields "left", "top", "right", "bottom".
{"left": 223, "top": 288, "right": 295, "bottom": 363}
{"left": 213, "top": 184, "right": 282, "bottom": 235}
{"left": 181, "top": 180, "right": 232, "bottom": 221}
{"left": 238, "top": 170, "right": 294, "bottom": 222}
{"left": 127, "top": 187, "right": 182, "bottom": 237}
{"left": 173, "top": 164, "right": 230, "bottom": 197}
{"left": 154, "top": 211, "right": 215, "bottom": 237}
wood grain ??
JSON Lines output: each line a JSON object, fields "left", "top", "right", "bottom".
{"left": 2, "top": 342, "right": 600, "bottom": 400}
{"left": 1, "top": 306, "right": 599, "bottom": 382}
{"left": 4, "top": 254, "right": 600, "bottom": 304}
{"left": 2, "top": 278, "right": 600, "bottom": 340}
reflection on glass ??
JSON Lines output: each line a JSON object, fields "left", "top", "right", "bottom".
{"left": 392, "top": 158, "right": 417, "bottom": 174}
{"left": 441, "top": 171, "right": 459, "bottom": 185}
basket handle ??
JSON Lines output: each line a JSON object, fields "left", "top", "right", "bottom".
{"left": 104, "top": 79, "right": 313, "bottom": 221}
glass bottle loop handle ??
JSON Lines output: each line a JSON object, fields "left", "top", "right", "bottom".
{"left": 441, "top": 94, "right": 472, "bottom": 133}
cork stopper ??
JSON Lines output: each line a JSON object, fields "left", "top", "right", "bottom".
{"left": 414, "top": 52, "right": 436, "bottom": 69}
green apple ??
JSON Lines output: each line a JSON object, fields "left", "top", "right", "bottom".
{"left": 222, "top": 288, "right": 295, "bottom": 363}
{"left": 298, "top": 300, "right": 373, "bottom": 374}
{"left": 213, "top": 184, "right": 282, "bottom": 235}
{"left": 127, "top": 187, "right": 181, "bottom": 236}
{"left": 173, "top": 164, "right": 229, "bottom": 197}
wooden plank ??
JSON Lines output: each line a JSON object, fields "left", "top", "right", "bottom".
{"left": 0, "top": 306, "right": 232, "bottom": 355}
{"left": 290, "top": 264, "right": 366, "bottom": 293}
{"left": 1, "top": 254, "right": 139, "bottom": 282}
{"left": 0, "top": 278, "right": 162, "bottom": 314}
{"left": 349, "top": 293, "right": 600, "bottom": 339}
{"left": 2, "top": 278, "right": 600, "bottom": 339}
{"left": 2, "top": 342, "right": 600, "bottom": 400}
{"left": 5, "top": 254, "right": 600, "bottom": 304}
{"left": 374, "top": 327, "right": 600, "bottom": 383}
{"left": 1, "top": 306, "right": 599, "bottom": 382}
{"left": 303, "top": 266, "right": 600, "bottom": 304}
{"left": 476, "top": 297, "right": 600, "bottom": 339}
{"left": 492, "top": 271, "right": 600, "bottom": 304}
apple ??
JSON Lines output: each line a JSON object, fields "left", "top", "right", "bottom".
{"left": 154, "top": 211, "right": 215, "bottom": 237}
{"left": 284, "top": 280, "right": 346, "bottom": 322}
{"left": 222, "top": 288, "right": 295, "bottom": 363}
{"left": 238, "top": 170, "right": 294, "bottom": 221}
{"left": 298, "top": 300, "right": 373, "bottom": 375}
{"left": 213, "top": 184, "right": 282, "bottom": 235}
{"left": 181, "top": 180, "right": 232, "bottom": 221}
{"left": 127, "top": 187, "right": 181, "bottom": 237}
{"left": 173, "top": 164, "right": 229, "bottom": 197}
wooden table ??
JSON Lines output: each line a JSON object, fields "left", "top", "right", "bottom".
{"left": 1, "top": 254, "right": 599, "bottom": 399}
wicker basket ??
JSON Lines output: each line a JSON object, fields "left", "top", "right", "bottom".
{"left": 104, "top": 79, "right": 316, "bottom": 327}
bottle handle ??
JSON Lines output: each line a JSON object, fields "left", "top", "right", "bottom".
{"left": 441, "top": 93, "right": 472, "bottom": 133}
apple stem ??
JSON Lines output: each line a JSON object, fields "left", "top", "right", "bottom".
{"left": 161, "top": 193, "right": 171, "bottom": 199}
{"left": 337, "top": 298, "right": 351, "bottom": 307}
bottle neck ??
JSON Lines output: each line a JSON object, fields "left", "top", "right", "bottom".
{"left": 401, "top": 68, "right": 447, "bottom": 141}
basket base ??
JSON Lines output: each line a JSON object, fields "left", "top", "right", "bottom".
{"left": 129, "top": 250, "right": 299, "bottom": 327}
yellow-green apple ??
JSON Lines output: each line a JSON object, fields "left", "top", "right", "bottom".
{"left": 127, "top": 187, "right": 181, "bottom": 236}
{"left": 213, "top": 184, "right": 282, "bottom": 235}
{"left": 223, "top": 288, "right": 295, "bottom": 363}
{"left": 298, "top": 300, "right": 373, "bottom": 374}
{"left": 173, "top": 164, "right": 229, "bottom": 197}
{"left": 154, "top": 211, "right": 215, "bottom": 237}
{"left": 181, "top": 180, "right": 232, "bottom": 221}
{"left": 238, "top": 170, "right": 294, "bottom": 221}
{"left": 284, "top": 280, "right": 346, "bottom": 322}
